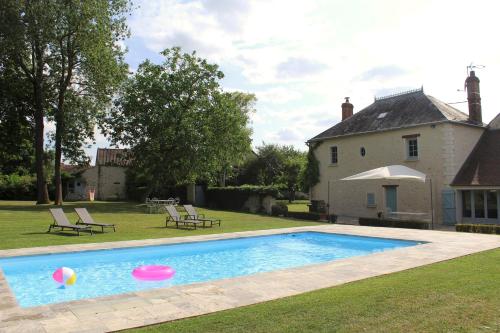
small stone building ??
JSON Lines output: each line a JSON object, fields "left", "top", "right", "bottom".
{"left": 65, "top": 148, "right": 130, "bottom": 201}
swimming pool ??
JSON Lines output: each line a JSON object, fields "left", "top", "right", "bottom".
{"left": 0, "top": 232, "right": 420, "bottom": 307}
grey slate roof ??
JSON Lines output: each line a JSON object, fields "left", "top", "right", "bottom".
{"left": 451, "top": 114, "right": 500, "bottom": 187}
{"left": 308, "top": 89, "right": 480, "bottom": 142}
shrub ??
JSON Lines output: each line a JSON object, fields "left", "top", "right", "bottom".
{"left": 456, "top": 224, "right": 500, "bottom": 234}
{"left": 206, "top": 185, "right": 282, "bottom": 211}
{"left": 359, "top": 217, "right": 429, "bottom": 230}
{"left": 287, "top": 211, "right": 322, "bottom": 221}
{"left": 0, "top": 173, "right": 37, "bottom": 200}
{"left": 271, "top": 202, "right": 288, "bottom": 216}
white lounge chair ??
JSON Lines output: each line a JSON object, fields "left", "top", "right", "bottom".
{"left": 48, "top": 208, "right": 93, "bottom": 236}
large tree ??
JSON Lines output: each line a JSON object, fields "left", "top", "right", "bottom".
{"left": 49, "top": 0, "right": 130, "bottom": 204}
{"left": 107, "top": 47, "right": 254, "bottom": 194}
{"left": 0, "top": 0, "right": 130, "bottom": 205}
{"left": 0, "top": 0, "right": 56, "bottom": 203}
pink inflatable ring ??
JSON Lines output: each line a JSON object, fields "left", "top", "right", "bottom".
{"left": 132, "top": 265, "right": 175, "bottom": 281}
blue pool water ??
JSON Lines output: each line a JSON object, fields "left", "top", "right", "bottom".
{"left": 0, "top": 232, "right": 420, "bottom": 307}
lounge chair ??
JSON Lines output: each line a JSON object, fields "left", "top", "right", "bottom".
{"left": 165, "top": 205, "right": 204, "bottom": 230}
{"left": 183, "top": 204, "right": 221, "bottom": 227}
{"left": 48, "top": 208, "right": 93, "bottom": 236}
{"left": 74, "top": 208, "right": 116, "bottom": 232}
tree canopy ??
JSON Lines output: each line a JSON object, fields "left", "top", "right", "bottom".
{"left": 107, "top": 47, "right": 254, "bottom": 193}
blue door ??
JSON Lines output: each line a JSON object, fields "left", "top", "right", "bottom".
{"left": 385, "top": 186, "right": 398, "bottom": 213}
{"left": 442, "top": 190, "right": 456, "bottom": 225}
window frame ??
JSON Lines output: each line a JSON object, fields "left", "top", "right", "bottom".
{"left": 404, "top": 135, "right": 419, "bottom": 160}
{"left": 330, "top": 146, "right": 338, "bottom": 165}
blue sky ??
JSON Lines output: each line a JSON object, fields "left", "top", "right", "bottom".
{"left": 84, "top": 0, "right": 500, "bottom": 163}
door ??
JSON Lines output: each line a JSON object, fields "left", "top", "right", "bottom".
{"left": 385, "top": 186, "right": 398, "bottom": 213}
{"left": 442, "top": 190, "right": 456, "bottom": 225}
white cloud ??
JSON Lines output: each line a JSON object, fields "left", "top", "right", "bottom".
{"left": 122, "top": 0, "right": 500, "bottom": 153}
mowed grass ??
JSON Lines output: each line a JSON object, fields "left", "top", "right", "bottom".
{"left": 278, "top": 200, "right": 310, "bottom": 212}
{"left": 130, "top": 248, "right": 500, "bottom": 333}
{"left": 0, "top": 201, "right": 324, "bottom": 250}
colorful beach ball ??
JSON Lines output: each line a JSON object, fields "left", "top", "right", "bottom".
{"left": 52, "top": 267, "right": 77, "bottom": 287}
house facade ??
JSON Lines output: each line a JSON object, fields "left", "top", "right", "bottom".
{"left": 308, "top": 71, "right": 488, "bottom": 226}
{"left": 65, "top": 148, "right": 130, "bottom": 201}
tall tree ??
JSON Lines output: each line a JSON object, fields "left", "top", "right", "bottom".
{"left": 108, "top": 48, "right": 253, "bottom": 194}
{"left": 0, "top": 0, "right": 56, "bottom": 203}
{"left": 49, "top": 0, "right": 130, "bottom": 204}
{"left": 207, "top": 92, "right": 255, "bottom": 186}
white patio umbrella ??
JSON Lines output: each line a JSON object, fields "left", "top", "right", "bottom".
{"left": 340, "top": 165, "right": 434, "bottom": 229}
{"left": 341, "top": 165, "right": 426, "bottom": 182}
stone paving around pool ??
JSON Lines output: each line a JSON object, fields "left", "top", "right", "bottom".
{"left": 0, "top": 225, "right": 499, "bottom": 332}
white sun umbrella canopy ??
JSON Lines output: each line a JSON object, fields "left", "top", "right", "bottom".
{"left": 341, "top": 165, "right": 426, "bottom": 182}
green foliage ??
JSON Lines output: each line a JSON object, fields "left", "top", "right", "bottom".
{"left": 236, "top": 144, "right": 307, "bottom": 201}
{"left": 456, "top": 224, "right": 500, "bottom": 234}
{"left": 0, "top": 174, "right": 36, "bottom": 200}
{"left": 271, "top": 202, "right": 288, "bottom": 216}
{"left": 302, "top": 143, "right": 320, "bottom": 191}
{"left": 0, "top": 58, "right": 35, "bottom": 175}
{"left": 108, "top": 47, "right": 253, "bottom": 190}
{"left": 287, "top": 211, "right": 322, "bottom": 221}
{"left": 358, "top": 217, "right": 429, "bottom": 229}
{"left": 206, "top": 185, "right": 282, "bottom": 211}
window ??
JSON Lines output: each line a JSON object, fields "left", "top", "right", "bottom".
{"left": 360, "top": 147, "right": 366, "bottom": 157}
{"left": 462, "top": 191, "right": 471, "bottom": 217}
{"left": 406, "top": 138, "right": 418, "bottom": 159}
{"left": 367, "top": 193, "right": 375, "bottom": 207}
{"left": 68, "top": 182, "right": 75, "bottom": 194}
{"left": 330, "top": 146, "right": 338, "bottom": 164}
{"left": 487, "top": 191, "right": 498, "bottom": 219}
{"left": 474, "top": 191, "right": 485, "bottom": 218}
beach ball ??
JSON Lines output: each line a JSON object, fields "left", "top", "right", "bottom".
{"left": 52, "top": 267, "right": 77, "bottom": 287}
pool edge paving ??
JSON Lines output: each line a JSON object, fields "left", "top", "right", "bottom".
{"left": 0, "top": 225, "right": 499, "bottom": 333}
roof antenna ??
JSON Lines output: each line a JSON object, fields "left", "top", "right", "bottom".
{"left": 457, "top": 63, "right": 485, "bottom": 92}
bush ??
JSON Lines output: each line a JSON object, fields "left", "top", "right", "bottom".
{"left": 0, "top": 173, "right": 37, "bottom": 200}
{"left": 287, "top": 211, "right": 322, "bottom": 221}
{"left": 456, "top": 224, "right": 500, "bottom": 234}
{"left": 271, "top": 202, "right": 288, "bottom": 216}
{"left": 359, "top": 217, "right": 429, "bottom": 229}
{"left": 206, "top": 185, "right": 282, "bottom": 211}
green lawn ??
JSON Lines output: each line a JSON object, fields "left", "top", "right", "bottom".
{"left": 130, "top": 248, "right": 500, "bottom": 333}
{"left": 0, "top": 201, "right": 323, "bottom": 250}
{"left": 277, "top": 200, "right": 310, "bottom": 212}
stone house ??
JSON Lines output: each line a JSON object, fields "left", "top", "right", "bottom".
{"left": 307, "top": 71, "right": 495, "bottom": 226}
{"left": 65, "top": 148, "right": 130, "bottom": 201}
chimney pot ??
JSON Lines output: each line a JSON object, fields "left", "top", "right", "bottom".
{"left": 465, "top": 70, "right": 482, "bottom": 123}
{"left": 341, "top": 97, "right": 353, "bottom": 121}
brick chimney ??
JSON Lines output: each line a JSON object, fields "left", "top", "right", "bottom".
{"left": 465, "top": 70, "right": 482, "bottom": 123}
{"left": 341, "top": 97, "right": 353, "bottom": 121}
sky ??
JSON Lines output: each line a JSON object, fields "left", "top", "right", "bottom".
{"left": 84, "top": 0, "right": 500, "bottom": 163}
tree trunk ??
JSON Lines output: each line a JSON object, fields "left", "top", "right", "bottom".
{"left": 54, "top": 94, "right": 65, "bottom": 205}
{"left": 33, "top": 48, "right": 49, "bottom": 204}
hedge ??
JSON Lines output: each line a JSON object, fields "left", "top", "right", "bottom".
{"left": 359, "top": 217, "right": 429, "bottom": 230}
{"left": 0, "top": 173, "right": 37, "bottom": 200}
{"left": 286, "top": 211, "right": 322, "bottom": 221}
{"left": 206, "top": 185, "right": 282, "bottom": 211}
{"left": 456, "top": 224, "right": 500, "bottom": 234}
